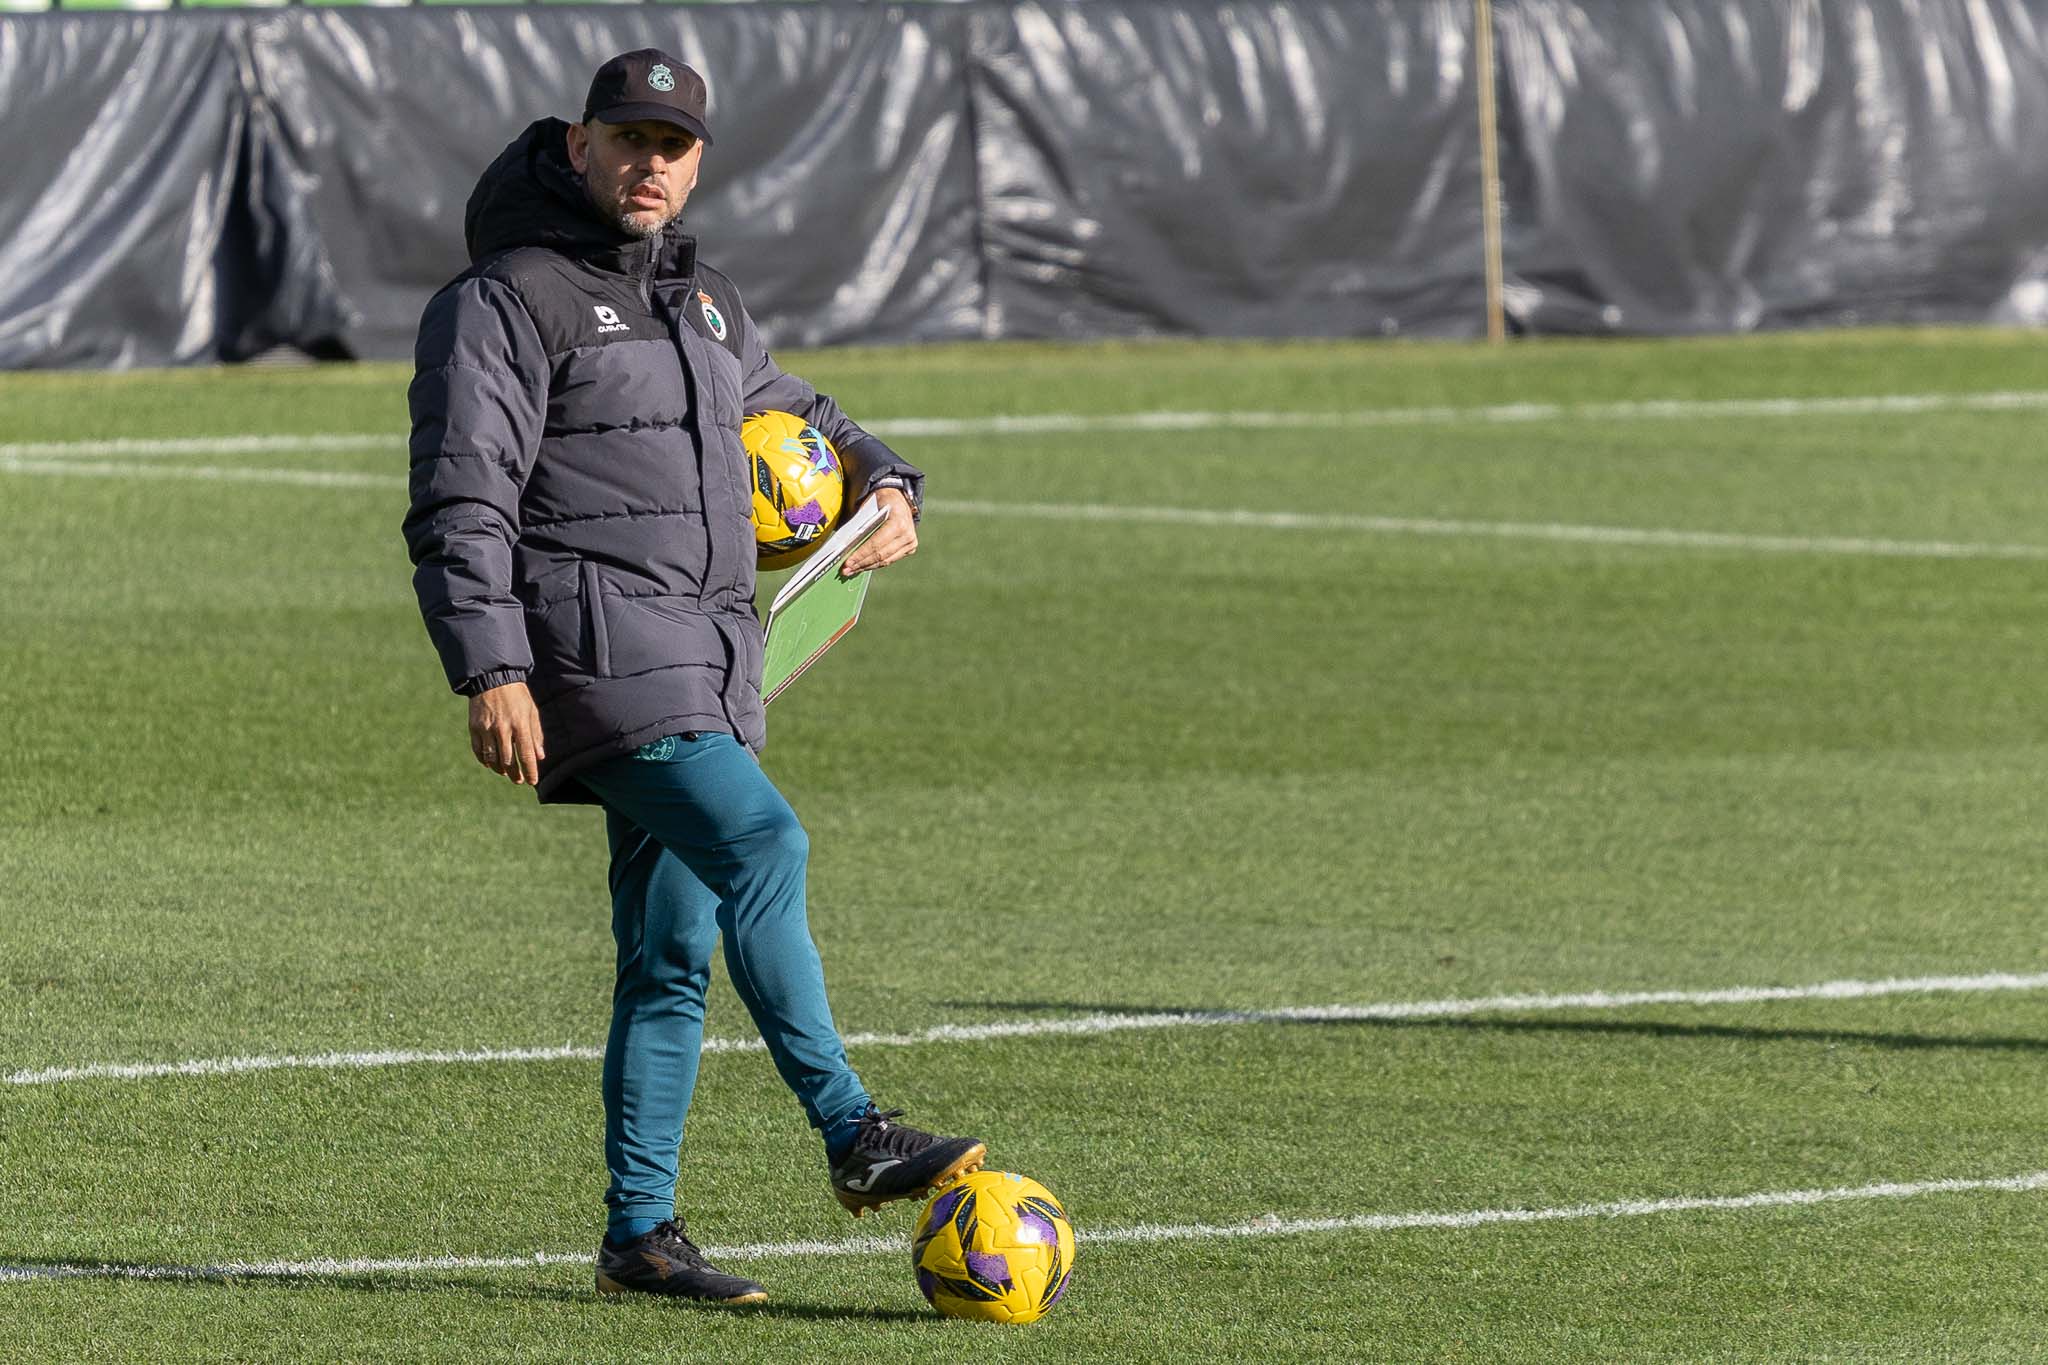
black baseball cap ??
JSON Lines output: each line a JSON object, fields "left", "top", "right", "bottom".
{"left": 583, "top": 49, "right": 713, "bottom": 145}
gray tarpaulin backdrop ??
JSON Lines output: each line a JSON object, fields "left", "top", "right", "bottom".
{"left": 0, "top": 0, "right": 2044, "bottom": 368}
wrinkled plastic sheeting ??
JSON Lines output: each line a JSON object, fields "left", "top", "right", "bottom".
{"left": 252, "top": 6, "right": 983, "bottom": 360}
{"left": 970, "top": 0, "right": 1487, "bottom": 339}
{"left": 0, "top": 15, "right": 351, "bottom": 368}
{"left": 14, "top": 1, "right": 2048, "bottom": 370}
{"left": 1496, "top": 0, "right": 2048, "bottom": 333}
{"left": 0, "top": 2, "right": 1484, "bottom": 367}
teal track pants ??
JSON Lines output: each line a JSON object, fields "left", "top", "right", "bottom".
{"left": 577, "top": 731, "right": 869, "bottom": 1229}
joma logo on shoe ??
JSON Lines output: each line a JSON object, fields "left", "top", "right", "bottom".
{"left": 842, "top": 1159, "right": 902, "bottom": 1193}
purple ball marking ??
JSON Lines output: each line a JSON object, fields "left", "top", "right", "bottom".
{"left": 1015, "top": 1207, "right": 1058, "bottom": 1248}
{"left": 1046, "top": 1264, "right": 1072, "bottom": 1308}
{"left": 926, "top": 1187, "right": 965, "bottom": 1230}
{"left": 916, "top": 1268, "right": 939, "bottom": 1305}
{"left": 965, "top": 1250, "right": 1011, "bottom": 1286}
{"left": 784, "top": 498, "right": 826, "bottom": 528}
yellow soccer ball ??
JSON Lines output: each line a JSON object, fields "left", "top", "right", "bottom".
{"left": 742, "top": 409, "right": 845, "bottom": 570}
{"left": 912, "top": 1170, "right": 1077, "bottom": 1324}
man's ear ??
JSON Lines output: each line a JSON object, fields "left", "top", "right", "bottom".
{"left": 565, "top": 122, "right": 590, "bottom": 175}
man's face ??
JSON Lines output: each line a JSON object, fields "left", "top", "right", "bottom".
{"left": 566, "top": 118, "right": 703, "bottom": 239}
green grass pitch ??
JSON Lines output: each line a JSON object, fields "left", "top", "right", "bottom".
{"left": 4, "top": 330, "right": 2048, "bottom": 1361}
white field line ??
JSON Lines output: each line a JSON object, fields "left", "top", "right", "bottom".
{"left": 0, "top": 434, "right": 393, "bottom": 461}
{"left": 926, "top": 497, "right": 2048, "bottom": 561}
{"left": 7, "top": 454, "right": 2048, "bottom": 562}
{"left": 7, "top": 385, "right": 2048, "bottom": 466}
{"left": 10, "top": 970, "right": 2047, "bottom": 1089}
{"left": 4, "top": 1168, "right": 2044, "bottom": 1284}
{"left": 0, "top": 456, "right": 404, "bottom": 489}
{"left": 870, "top": 390, "right": 2048, "bottom": 437}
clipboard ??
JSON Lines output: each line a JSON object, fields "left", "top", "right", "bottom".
{"left": 760, "top": 497, "right": 890, "bottom": 705}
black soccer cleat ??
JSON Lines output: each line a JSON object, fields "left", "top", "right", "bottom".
{"left": 828, "top": 1105, "right": 987, "bottom": 1218}
{"left": 594, "top": 1219, "right": 768, "bottom": 1304}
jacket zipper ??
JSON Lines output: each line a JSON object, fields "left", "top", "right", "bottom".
{"left": 665, "top": 281, "right": 746, "bottom": 729}
{"left": 661, "top": 276, "right": 722, "bottom": 605}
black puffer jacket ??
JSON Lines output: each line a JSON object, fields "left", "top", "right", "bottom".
{"left": 403, "top": 118, "right": 922, "bottom": 803}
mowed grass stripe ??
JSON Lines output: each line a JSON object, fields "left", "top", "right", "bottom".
{"left": 14, "top": 969, "right": 2047, "bottom": 1087}
{"left": 12, "top": 386, "right": 2048, "bottom": 460}
{"left": 7, "top": 455, "right": 2048, "bottom": 562}
{"left": 7, "top": 1167, "right": 2044, "bottom": 1285}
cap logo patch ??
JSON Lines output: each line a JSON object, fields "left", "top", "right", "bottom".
{"left": 648, "top": 64, "right": 676, "bottom": 93}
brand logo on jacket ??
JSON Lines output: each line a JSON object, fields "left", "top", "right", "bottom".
{"left": 698, "top": 292, "right": 727, "bottom": 341}
{"left": 593, "top": 305, "right": 631, "bottom": 336}
{"left": 648, "top": 64, "right": 676, "bottom": 93}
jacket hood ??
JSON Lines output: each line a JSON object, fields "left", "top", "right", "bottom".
{"left": 463, "top": 118, "right": 695, "bottom": 276}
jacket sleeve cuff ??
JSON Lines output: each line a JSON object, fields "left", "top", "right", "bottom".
{"left": 454, "top": 668, "right": 529, "bottom": 697}
{"left": 840, "top": 434, "right": 924, "bottom": 519}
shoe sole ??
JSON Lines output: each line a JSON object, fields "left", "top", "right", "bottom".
{"left": 596, "top": 1271, "right": 769, "bottom": 1304}
{"left": 832, "top": 1142, "right": 988, "bottom": 1218}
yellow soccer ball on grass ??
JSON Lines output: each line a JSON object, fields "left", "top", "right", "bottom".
{"left": 912, "top": 1170, "right": 1077, "bottom": 1324}
{"left": 742, "top": 409, "right": 845, "bottom": 570}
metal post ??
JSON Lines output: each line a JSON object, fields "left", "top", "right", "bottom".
{"left": 1474, "top": 0, "right": 1507, "bottom": 343}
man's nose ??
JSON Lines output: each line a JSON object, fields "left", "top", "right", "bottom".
{"left": 646, "top": 153, "right": 669, "bottom": 174}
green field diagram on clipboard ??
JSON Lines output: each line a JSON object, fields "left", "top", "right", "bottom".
{"left": 760, "top": 497, "right": 890, "bottom": 705}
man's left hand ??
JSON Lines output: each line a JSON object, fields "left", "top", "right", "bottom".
{"left": 839, "top": 487, "right": 918, "bottom": 577}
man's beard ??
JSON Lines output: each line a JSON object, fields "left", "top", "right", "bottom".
{"left": 586, "top": 171, "right": 677, "bottom": 238}
{"left": 612, "top": 190, "right": 680, "bottom": 239}
{"left": 614, "top": 210, "right": 669, "bottom": 239}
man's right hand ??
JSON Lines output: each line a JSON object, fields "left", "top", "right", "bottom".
{"left": 469, "top": 681, "right": 546, "bottom": 786}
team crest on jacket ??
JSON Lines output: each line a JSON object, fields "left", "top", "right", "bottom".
{"left": 698, "top": 291, "right": 728, "bottom": 341}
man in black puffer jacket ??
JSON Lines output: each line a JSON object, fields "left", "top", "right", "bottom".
{"left": 403, "top": 50, "right": 985, "bottom": 1305}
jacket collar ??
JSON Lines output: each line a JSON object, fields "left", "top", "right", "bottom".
{"left": 582, "top": 229, "right": 697, "bottom": 284}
